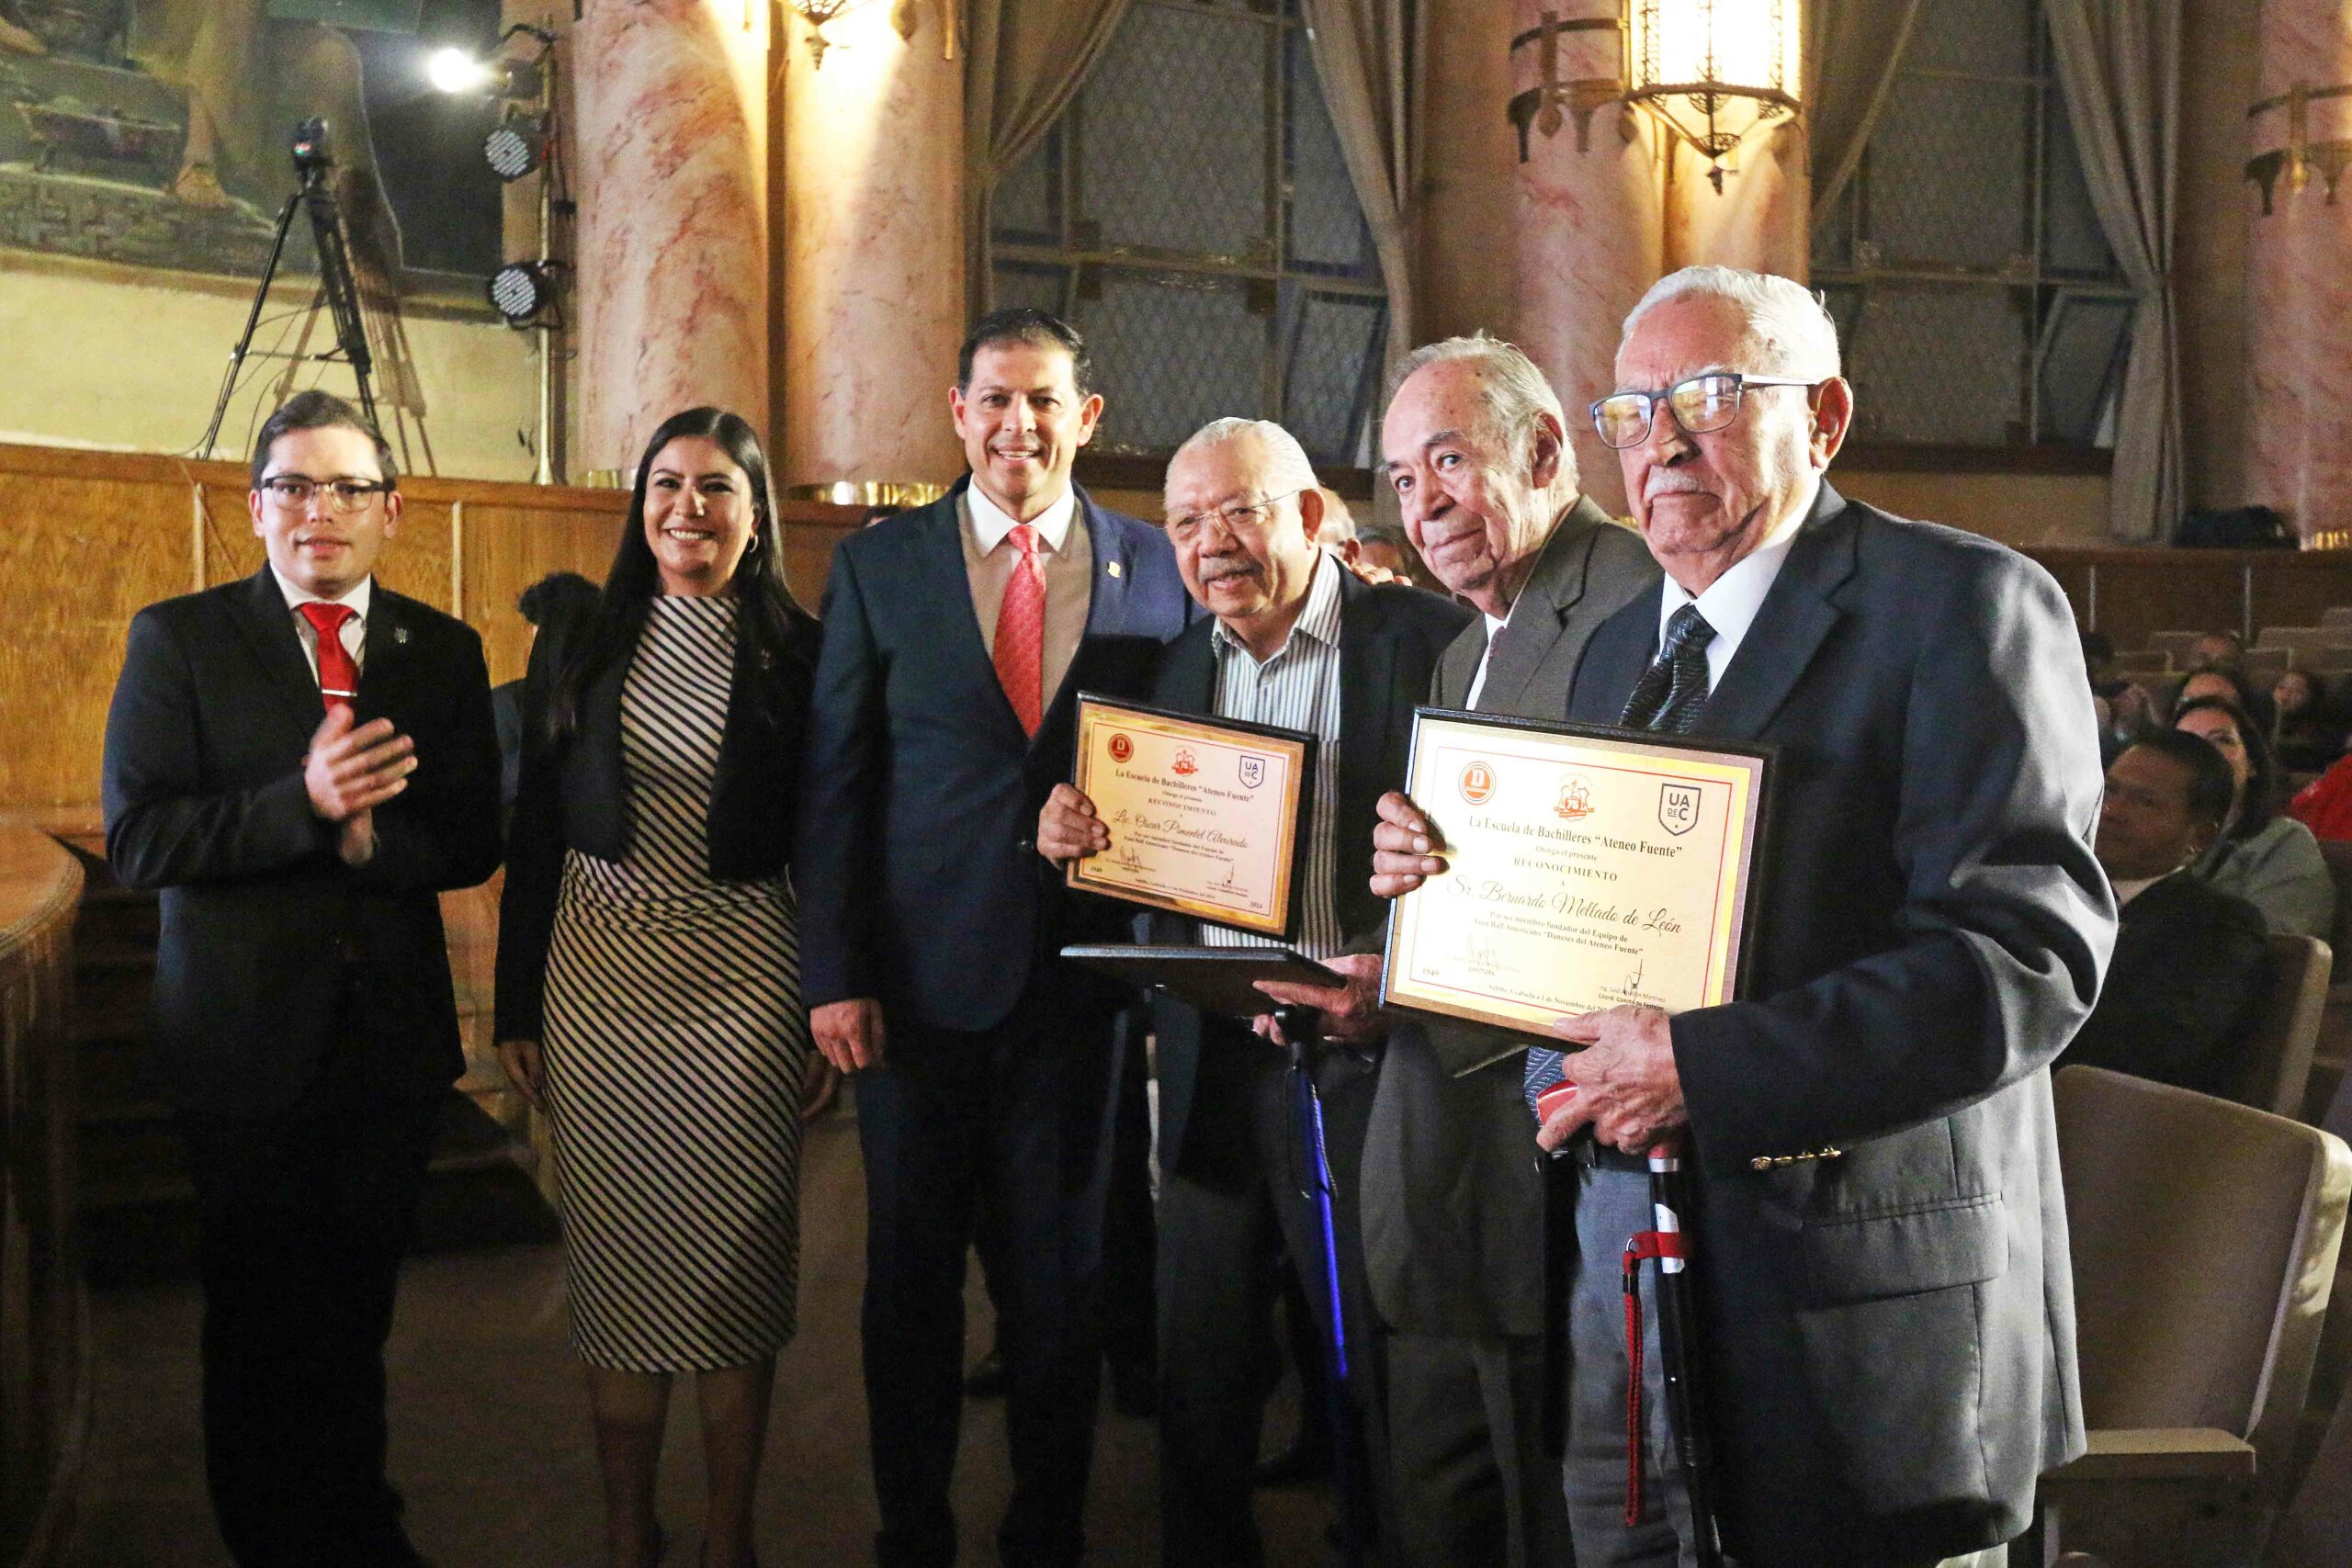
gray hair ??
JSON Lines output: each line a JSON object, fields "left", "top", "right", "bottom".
{"left": 1622, "top": 266, "right": 1841, "bottom": 379}
{"left": 1169, "top": 417, "right": 1321, "bottom": 501}
{"left": 1385, "top": 333, "right": 1578, "bottom": 505}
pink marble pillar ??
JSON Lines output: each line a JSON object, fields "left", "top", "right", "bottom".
{"left": 1664, "top": 119, "right": 1809, "bottom": 279}
{"left": 776, "top": 3, "right": 966, "bottom": 490}
{"left": 2245, "top": 0, "right": 2352, "bottom": 543}
{"left": 572, "top": 0, "right": 771, "bottom": 475}
{"left": 1513, "top": 0, "right": 1667, "bottom": 517}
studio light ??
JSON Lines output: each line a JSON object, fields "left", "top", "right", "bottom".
{"left": 484, "top": 117, "right": 544, "bottom": 182}
{"left": 488, "top": 261, "right": 555, "bottom": 325}
{"left": 427, "top": 45, "right": 494, "bottom": 96}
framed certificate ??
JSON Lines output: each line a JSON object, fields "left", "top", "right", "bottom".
{"left": 1067, "top": 694, "right": 1317, "bottom": 940}
{"left": 1061, "top": 945, "right": 1343, "bottom": 1021}
{"left": 1380, "top": 708, "right": 1773, "bottom": 1043}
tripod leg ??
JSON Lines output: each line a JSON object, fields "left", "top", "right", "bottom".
{"left": 198, "top": 193, "right": 304, "bottom": 459}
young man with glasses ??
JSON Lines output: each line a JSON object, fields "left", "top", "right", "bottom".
{"left": 102, "top": 389, "right": 501, "bottom": 1567}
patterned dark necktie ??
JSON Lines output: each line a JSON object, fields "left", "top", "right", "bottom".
{"left": 1526, "top": 604, "right": 1718, "bottom": 1116}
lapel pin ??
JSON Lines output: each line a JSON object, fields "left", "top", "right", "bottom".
{"left": 393, "top": 625, "right": 410, "bottom": 646}
{"left": 1106, "top": 560, "right": 1123, "bottom": 579}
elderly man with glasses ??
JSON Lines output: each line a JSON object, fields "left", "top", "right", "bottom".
{"left": 1040, "top": 417, "right": 1470, "bottom": 1566}
{"left": 1376, "top": 267, "right": 2113, "bottom": 1568}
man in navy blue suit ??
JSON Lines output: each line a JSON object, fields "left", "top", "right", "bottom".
{"left": 796, "top": 309, "right": 1194, "bottom": 1568}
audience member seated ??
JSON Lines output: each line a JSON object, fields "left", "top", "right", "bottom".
{"left": 2273, "top": 668, "right": 2349, "bottom": 773}
{"left": 2176, "top": 695, "right": 2337, "bottom": 938}
{"left": 2060, "top": 732, "right": 2271, "bottom": 1097}
{"left": 2184, "top": 627, "right": 2247, "bottom": 677}
{"left": 2173, "top": 663, "right": 2274, "bottom": 731}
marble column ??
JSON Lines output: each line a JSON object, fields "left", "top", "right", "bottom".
{"left": 775, "top": 1, "right": 966, "bottom": 491}
{"left": 2245, "top": 0, "right": 2352, "bottom": 543}
{"left": 573, "top": 0, "right": 771, "bottom": 477}
{"left": 1512, "top": 0, "right": 1667, "bottom": 517}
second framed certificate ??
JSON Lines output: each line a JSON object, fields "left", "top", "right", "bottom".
{"left": 1067, "top": 694, "right": 1317, "bottom": 940}
{"left": 1382, "top": 709, "right": 1772, "bottom": 1040}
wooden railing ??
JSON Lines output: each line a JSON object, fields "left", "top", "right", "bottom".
{"left": 0, "top": 829, "right": 85, "bottom": 1566}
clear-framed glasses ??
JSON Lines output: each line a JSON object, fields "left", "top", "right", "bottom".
{"left": 259, "top": 475, "right": 393, "bottom": 513}
{"left": 1589, "top": 372, "right": 1818, "bottom": 450}
{"left": 1165, "top": 489, "right": 1304, "bottom": 540}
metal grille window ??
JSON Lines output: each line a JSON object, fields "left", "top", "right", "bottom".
{"left": 1811, "top": 0, "right": 2134, "bottom": 449}
{"left": 989, "top": 0, "right": 1388, "bottom": 466}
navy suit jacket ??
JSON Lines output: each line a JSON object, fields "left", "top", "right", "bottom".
{"left": 1145, "top": 570, "right": 1472, "bottom": 1179}
{"left": 794, "top": 480, "right": 1194, "bottom": 1032}
{"left": 1565, "top": 483, "right": 2114, "bottom": 1563}
{"left": 101, "top": 568, "right": 503, "bottom": 1115}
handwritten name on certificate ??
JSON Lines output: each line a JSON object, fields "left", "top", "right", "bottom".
{"left": 1383, "top": 712, "right": 1771, "bottom": 1039}
{"left": 1068, "top": 696, "right": 1316, "bottom": 940}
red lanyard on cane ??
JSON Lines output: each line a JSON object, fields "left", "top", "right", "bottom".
{"left": 1620, "top": 1136, "right": 1690, "bottom": 1529}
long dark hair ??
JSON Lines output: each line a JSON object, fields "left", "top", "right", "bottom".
{"left": 2174, "top": 694, "right": 2282, "bottom": 841}
{"left": 546, "top": 407, "right": 815, "bottom": 739}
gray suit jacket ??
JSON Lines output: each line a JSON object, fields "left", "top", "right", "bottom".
{"left": 1359, "top": 497, "right": 1660, "bottom": 1337}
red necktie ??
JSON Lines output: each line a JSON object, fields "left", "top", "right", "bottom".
{"left": 994, "top": 525, "right": 1045, "bottom": 737}
{"left": 299, "top": 601, "right": 360, "bottom": 712}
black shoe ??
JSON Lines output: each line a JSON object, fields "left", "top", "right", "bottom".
{"left": 964, "top": 1346, "right": 1008, "bottom": 1399}
{"left": 1252, "top": 1431, "right": 1332, "bottom": 1487}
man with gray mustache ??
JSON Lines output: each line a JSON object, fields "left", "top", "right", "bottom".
{"left": 1377, "top": 268, "right": 2110, "bottom": 1566}
{"left": 1268, "top": 334, "right": 1658, "bottom": 1567}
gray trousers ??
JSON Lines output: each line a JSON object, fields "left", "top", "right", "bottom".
{"left": 1385, "top": 1328, "right": 1574, "bottom": 1568}
{"left": 1563, "top": 1164, "right": 2008, "bottom": 1568}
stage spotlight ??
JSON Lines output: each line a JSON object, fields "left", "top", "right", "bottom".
{"left": 484, "top": 118, "right": 545, "bottom": 181}
{"left": 428, "top": 46, "right": 494, "bottom": 95}
{"left": 489, "top": 261, "right": 557, "bottom": 324}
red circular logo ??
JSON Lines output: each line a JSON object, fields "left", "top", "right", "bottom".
{"left": 1459, "top": 761, "right": 1495, "bottom": 805}
{"left": 1109, "top": 734, "right": 1134, "bottom": 762}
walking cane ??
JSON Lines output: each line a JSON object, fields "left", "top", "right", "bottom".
{"left": 1637, "top": 1133, "right": 1724, "bottom": 1568}
{"left": 1274, "top": 1003, "right": 1368, "bottom": 1568}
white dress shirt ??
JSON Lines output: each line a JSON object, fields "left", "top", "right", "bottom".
{"left": 269, "top": 565, "right": 372, "bottom": 682}
{"left": 1464, "top": 609, "right": 1511, "bottom": 712}
{"left": 1654, "top": 471, "right": 1822, "bottom": 694}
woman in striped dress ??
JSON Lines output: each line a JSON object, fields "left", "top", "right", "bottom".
{"left": 495, "top": 407, "right": 823, "bottom": 1568}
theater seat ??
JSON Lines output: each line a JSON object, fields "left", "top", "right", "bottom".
{"left": 2243, "top": 935, "right": 2331, "bottom": 1119}
{"left": 2036, "top": 1067, "right": 2352, "bottom": 1568}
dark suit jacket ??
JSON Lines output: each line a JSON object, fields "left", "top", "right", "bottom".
{"left": 794, "top": 480, "right": 1195, "bottom": 1034}
{"left": 492, "top": 603, "right": 824, "bottom": 1043}
{"left": 1360, "top": 499, "right": 1661, "bottom": 1339}
{"left": 101, "top": 568, "right": 503, "bottom": 1116}
{"left": 1565, "top": 483, "right": 2115, "bottom": 1563}
{"left": 1147, "top": 570, "right": 1472, "bottom": 1180}
{"left": 2057, "top": 872, "right": 2270, "bottom": 1099}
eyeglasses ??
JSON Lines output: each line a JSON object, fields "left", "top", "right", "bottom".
{"left": 1166, "top": 490, "right": 1303, "bottom": 539}
{"left": 1589, "top": 372, "right": 1817, "bottom": 450}
{"left": 258, "top": 475, "right": 393, "bottom": 513}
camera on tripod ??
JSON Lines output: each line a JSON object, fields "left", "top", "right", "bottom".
{"left": 289, "top": 118, "right": 334, "bottom": 180}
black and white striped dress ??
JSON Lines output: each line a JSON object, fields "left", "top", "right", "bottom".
{"left": 540, "top": 594, "right": 808, "bottom": 1371}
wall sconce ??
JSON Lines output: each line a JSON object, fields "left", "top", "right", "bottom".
{"left": 1510, "top": 0, "right": 1802, "bottom": 193}
{"left": 2246, "top": 82, "right": 2352, "bottom": 213}
{"left": 785, "top": 0, "right": 927, "bottom": 67}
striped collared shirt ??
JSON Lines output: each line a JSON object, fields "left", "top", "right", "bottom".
{"left": 1200, "top": 551, "right": 1345, "bottom": 960}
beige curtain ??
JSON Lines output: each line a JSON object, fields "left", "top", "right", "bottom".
{"left": 963, "top": 0, "right": 1134, "bottom": 311}
{"left": 2046, "top": 0, "right": 2182, "bottom": 541}
{"left": 1804, "top": 0, "right": 1926, "bottom": 222}
{"left": 1300, "top": 0, "right": 1423, "bottom": 367}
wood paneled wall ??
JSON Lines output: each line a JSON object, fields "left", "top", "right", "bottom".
{"left": 0, "top": 442, "right": 863, "bottom": 831}
{"left": 0, "top": 829, "right": 83, "bottom": 1563}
